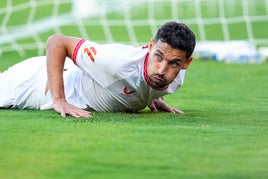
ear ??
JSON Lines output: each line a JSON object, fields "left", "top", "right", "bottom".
{"left": 149, "top": 39, "right": 154, "bottom": 51}
{"left": 182, "top": 57, "right": 193, "bottom": 69}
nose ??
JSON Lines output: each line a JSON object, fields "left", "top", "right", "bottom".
{"left": 157, "top": 61, "right": 168, "bottom": 75}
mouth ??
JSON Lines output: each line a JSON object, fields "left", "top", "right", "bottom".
{"left": 152, "top": 75, "right": 164, "bottom": 83}
{"left": 147, "top": 74, "right": 169, "bottom": 90}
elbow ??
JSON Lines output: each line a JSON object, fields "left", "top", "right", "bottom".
{"left": 46, "top": 34, "right": 68, "bottom": 56}
{"left": 46, "top": 34, "right": 64, "bottom": 49}
{"left": 46, "top": 34, "right": 78, "bottom": 59}
{"left": 46, "top": 34, "right": 63, "bottom": 45}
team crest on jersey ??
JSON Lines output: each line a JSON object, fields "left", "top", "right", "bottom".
{"left": 84, "top": 46, "right": 97, "bottom": 62}
{"left": 121, "top": 86, "right": 135, "bottom": 96}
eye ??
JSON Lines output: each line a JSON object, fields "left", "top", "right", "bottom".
{"left": 155, "top": 53, "right": 163, "bottom": 61}
{"left": 169, "top": 61, "right": 182, "bottom": 68}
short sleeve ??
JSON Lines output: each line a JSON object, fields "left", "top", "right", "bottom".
{"left": 72, "top": 39, "right": 139, "bottom": 87}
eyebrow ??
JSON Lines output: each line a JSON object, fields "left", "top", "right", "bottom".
{"left": 155, "top": 50, "right": 164, "bottom": 57}
{"left": 155, "top": 49, "right": 183, "bottom": 62}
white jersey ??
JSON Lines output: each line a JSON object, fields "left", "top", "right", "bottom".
{"left": 0, "top": 39, "right": 186, "bottom": 112}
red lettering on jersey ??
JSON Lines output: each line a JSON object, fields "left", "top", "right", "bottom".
{"left": 84, "top": 47, "right": 97, "bottom": 62}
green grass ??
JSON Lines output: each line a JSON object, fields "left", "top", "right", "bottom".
{"left": 1, "top": 0, "right": 268, "bottom": 178}
{"left": 1, "top": 60, "right": 268, "bottom": 178}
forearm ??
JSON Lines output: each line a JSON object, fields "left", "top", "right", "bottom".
{"left": 45, "top": 34, "right": 92, "bottom": 118}
{"left": 46, "top": 35, "right": 68, "bottom": 103}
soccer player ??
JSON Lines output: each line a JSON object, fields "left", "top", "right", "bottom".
{"left": 0, "top": 21, "right": 196, "bottom": 118}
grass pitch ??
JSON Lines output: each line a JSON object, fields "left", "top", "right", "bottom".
{"left": 1, "top": 60, "right": 268, "bottom": 178}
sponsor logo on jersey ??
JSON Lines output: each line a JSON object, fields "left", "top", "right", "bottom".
{"left": 121, "top": 86, "right": 135, "bottom": 96}
{"left": 84, "top": 46, "right": 97, "bottom": 62}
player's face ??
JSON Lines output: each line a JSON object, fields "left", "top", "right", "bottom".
{"left": 147, "top": 39, "right": 192, "bottom": 89}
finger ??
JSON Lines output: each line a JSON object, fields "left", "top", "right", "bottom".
{"left": 76, "top": 108, "right": 91, "bottom": 117}
{"left": 149, "top": 102, "right": 158, "bottom": 112}
{"left": 61, "top": 111, "right": 66, "bottom": 117}
{"left": 171, "top": 108, "right": 184, "bottom": 114}
{"left": 158, "top": 102, "right": 174, "bottom": 113}
{"left": 158, "top": 103, "right": 183, "bottom": 114}
{"left": 67, "top": 111, "right": 84, "bottom": 118}
{"left": 78, "top": 110, "right": 92, "bottom": 118}
{"left": 69, "top": 111, "right": 81, "bottom": 118}
{"left": 69, "top": 109, "right": 92, "bottom": 118}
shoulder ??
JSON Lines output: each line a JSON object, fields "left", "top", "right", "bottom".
{"left": 77, "top": 40, "right": 148, "bottom": 66}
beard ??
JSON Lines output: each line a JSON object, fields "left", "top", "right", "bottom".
{"left": 148, "top": 73, "right": 168, "bottom": 89}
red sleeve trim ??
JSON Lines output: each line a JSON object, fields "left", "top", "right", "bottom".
{"left": 72, "top": 39, "right": 86, "bottom": 64}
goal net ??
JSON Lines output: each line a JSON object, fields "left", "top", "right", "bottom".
{"left": 0, "top": 0, "right": 268, "bottom": 59}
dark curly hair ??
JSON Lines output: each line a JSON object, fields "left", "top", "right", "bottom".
{"left": 154, "top": 21, "right": 196, "bottom": 58}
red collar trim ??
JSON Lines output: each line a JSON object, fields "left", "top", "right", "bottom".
{"left": 143, "top": 53, "right": 168, "bottom": 91}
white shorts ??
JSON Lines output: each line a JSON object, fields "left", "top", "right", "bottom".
{"left": 0, "top": 56, "right": 49, "bottom": 109}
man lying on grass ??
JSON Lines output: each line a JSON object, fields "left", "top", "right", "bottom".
{"left": 0, "top": 21, "right": 196, "bottom": 118}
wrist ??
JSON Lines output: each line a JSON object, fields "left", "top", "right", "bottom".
{"left": 52, "top": 96, "right": 67, "bottom": 104}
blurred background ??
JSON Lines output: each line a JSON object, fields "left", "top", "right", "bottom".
{"left": 0, "top": 0, "right": 268, "bottom": 67}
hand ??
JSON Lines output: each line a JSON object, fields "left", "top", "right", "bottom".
{"left": 148, "top": 97, "right": 184, "bottom": 114}
{"left": 53, "top": 100, "right": 92, "bottom": 118}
